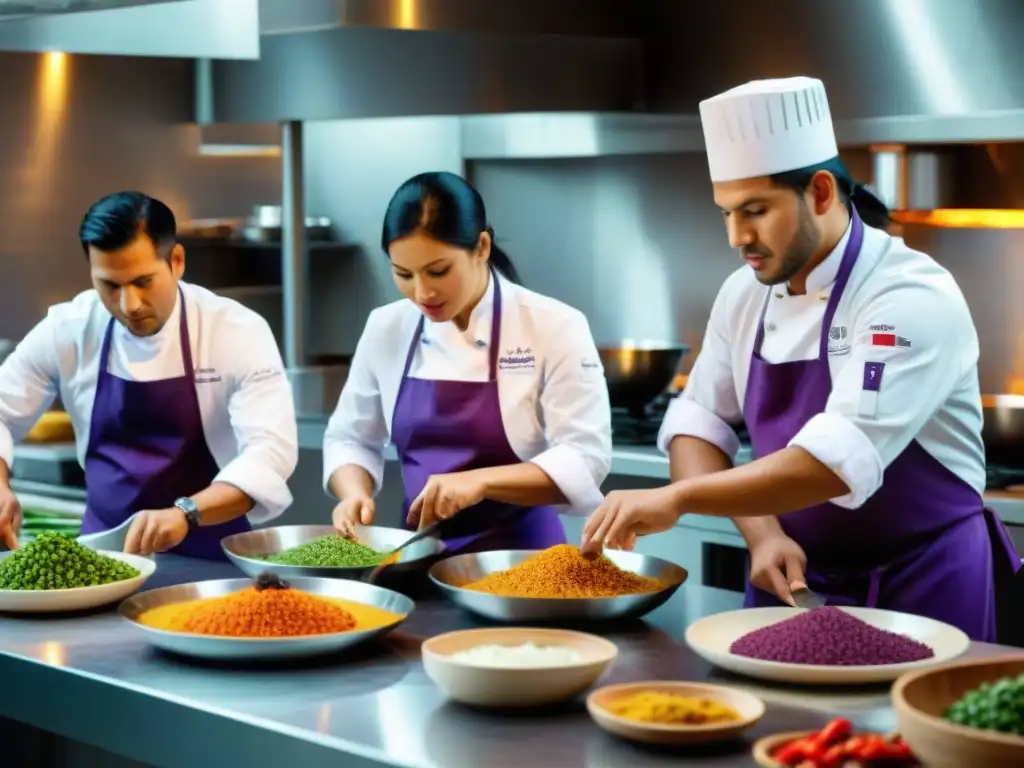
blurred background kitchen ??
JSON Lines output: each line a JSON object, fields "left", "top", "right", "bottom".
{"left": 4, "top": 0, "right": 1024, "bottom": 612}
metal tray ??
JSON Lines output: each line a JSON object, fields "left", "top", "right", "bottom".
{"left": 221, "top": 524, "right": 444, "bottom": 580}
{"left": 429, "top": 549, "right": 687, "bottom": 623}
{"left": 118, "top": 576, "right": 414, "bottom": 661}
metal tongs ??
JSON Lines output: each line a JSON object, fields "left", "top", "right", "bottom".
{"left": 364, "top": 505, "right": 530, "bottom": 583}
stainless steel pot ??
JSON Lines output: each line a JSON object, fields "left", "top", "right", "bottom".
{"left": 598, "top": 343, "right": 690, "bottom": 414}
{"left": 982, "top": 394, "right": 1024, "bottom": 468}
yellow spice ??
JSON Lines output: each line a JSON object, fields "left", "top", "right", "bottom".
{"left": 609, "top": 691, "right": 741, "bottom": 725}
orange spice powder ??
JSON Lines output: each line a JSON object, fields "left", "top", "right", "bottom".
{"left": 463, "top": 544, "right": 663, "bottom": 598}
{"left": 139, "top": 575, "right": 359, "bottom": 638}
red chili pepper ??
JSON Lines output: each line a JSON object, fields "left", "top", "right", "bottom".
{"left": 851, "top": 733, "right": 889, "bottom": 760}
{"left": 773, "top": 738, "right": 814, "bottom": 766}
{"left": 812, "top": 717, "right": 853, "bottom": 747}
{"left": 819, "top": 742, "right": 848, "bottom": 767}
{"left": 842, "top": 735, "right": 868, "bottom": 755}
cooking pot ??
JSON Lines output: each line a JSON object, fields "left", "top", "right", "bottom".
{"left": 598, "top": 344, "right": 690, "bottom": 414}
{"left": 982, "top": 394, "right": 1024, "bottom": 469}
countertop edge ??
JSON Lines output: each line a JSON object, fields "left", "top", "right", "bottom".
{"left": 0, "top": 650, "right": 399, "bottom": 768}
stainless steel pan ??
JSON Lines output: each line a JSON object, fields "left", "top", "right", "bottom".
{"left": 982, "top": 394, "right": 1024, "bottom": 468}
{"left": 598, "top": 344, "right": 690, "bottom": 414}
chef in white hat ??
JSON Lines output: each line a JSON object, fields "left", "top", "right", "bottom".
{"left": 580, "top": 76, "right": 1021, "bottom": 642}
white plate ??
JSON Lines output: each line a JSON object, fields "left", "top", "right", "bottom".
{"left": 0, "top": 550, "right": 156, "bottom": 613}
{"left": 685, "top": 607, "right": 971, "bottom": 685}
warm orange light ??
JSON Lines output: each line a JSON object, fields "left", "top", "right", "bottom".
{"left": 396, "top": 0, "right": 419, "bottom": 29}
{"left": 891, "top": 209, "right": 1024, "bottom": 229}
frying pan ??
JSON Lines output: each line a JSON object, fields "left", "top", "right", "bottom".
{"left": 982, "top": 394, "right": 1024, "bottom": 469}
{"left": 598, "top": 344, "right": 690, "bottom": 415}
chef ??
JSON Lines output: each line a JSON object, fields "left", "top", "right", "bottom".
{"left": 579, "top": 77, "right": 1021, "bottom": 642}
{"left": 0, "top": 191, "right": 298, "bottom": 558}
{"left": 323, "top": 171, "right": 611, "bottom": 553}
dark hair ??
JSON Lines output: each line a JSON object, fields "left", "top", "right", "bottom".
{"left": 771, "top": 156, "right": 892, "bottom": 230}
{"left": 79, "top": 191, "right": 177, "bottom": 259}
{"left": 381, "top": 171, "right": 521, "bottom": 284}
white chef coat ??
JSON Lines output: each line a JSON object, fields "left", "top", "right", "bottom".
{"left": 0, "top": 281, "right": 298, "bottom": 523}
{"left": 323, "top": 271, "right": 612, "bottom": 513}
{"left": 658, "top": 222, "right": 985, "bottom": 509}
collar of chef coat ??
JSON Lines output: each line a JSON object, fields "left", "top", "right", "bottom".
{"left": 111, "top": 281, "right": 183, "bottom": 355}
{"left": 417, "top": 270, "right": 495, "bottom": 348}
{"left": 796, "top": 220, "right": 853, "bottom": 296}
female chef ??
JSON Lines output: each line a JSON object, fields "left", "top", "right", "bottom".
{"left": 0, "top": 191, "right": 298, "bottom": 558}
{"left": 579, "top": 77, "right": 1020, "bottom": 642}
{"left": 323, "top": 171, "right": 612, "bottom": 553}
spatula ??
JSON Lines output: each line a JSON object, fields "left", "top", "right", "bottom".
{"left": 364, "top": 504, "right": 530, "bottom": 583}
{"left": 790, "top": 585, "right": 827, "bottom": 610}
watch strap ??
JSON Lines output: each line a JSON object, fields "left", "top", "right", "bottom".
{"left": 174, "top": 497, "right": 200, "bottom": 529}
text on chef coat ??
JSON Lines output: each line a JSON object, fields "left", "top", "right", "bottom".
{"left": 499, "top": 347, "right": 536, "bottom": 372}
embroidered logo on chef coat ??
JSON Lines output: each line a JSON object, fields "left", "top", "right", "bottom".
{"left": 499, "top": 346, "right": 536, "bottom": 371}
{"left": 827, "top": 325, "right": 851, "bottom": 356}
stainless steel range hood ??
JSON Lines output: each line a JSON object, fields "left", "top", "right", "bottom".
{"left": 0, "top": 0, "right": 176, "bottom": 18}
{"left": 871, "top": 144, "right": 1024, "bottom": 229}
{"left": 0, "top": 0, "right": 260, "bottom": 58}
{"left": 207, "top": 0, "right": 643, "bottom": 122}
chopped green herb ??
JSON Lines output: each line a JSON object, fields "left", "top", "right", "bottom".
{"left": 262, "top": 534, "right": 387, "bottom": 567}
{"left": 945, "top": 674, "right": 1024, "bottom": 737}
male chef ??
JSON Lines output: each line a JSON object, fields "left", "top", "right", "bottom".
{"left": 0, "top": 191, "right": 298, "bottom": 559}
{"left": 580, "top": 77, "right": 1020, "bottom": 641}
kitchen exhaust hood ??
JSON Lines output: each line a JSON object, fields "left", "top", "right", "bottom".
{"left": 0, "top": 0, "right": 260, "bottom": 58}
{"left": 871, "top": 144, "right": 1024, "bottom": 229}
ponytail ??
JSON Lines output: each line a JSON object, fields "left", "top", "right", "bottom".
{"left": 485, "top": 226, "right": 522, "bottom": 284}
{"left": 771, "top": 156, "right": 892, "bottom": 230}
{"left": 849, "top": 182, "right": 892, "bottom": 230}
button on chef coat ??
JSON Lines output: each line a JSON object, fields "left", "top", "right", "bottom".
{"left": 323, "top": 271, "right": 612, "bottom": 513}
{"left": 658, "top": 222, "right": 985, "bottom": 508}
{"left": 0, "top": 281, "right": 298, "bottom": 523}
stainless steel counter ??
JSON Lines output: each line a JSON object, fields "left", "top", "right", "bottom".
{"left": 0, "top": 555, "right": 1017, "bottom": 768}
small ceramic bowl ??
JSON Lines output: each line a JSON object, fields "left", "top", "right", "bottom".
{"left": 422, "top": 626, "right": 617, "bottom": 708}
{"left": 586, "top": 680, "right": 765, "bottom": 746}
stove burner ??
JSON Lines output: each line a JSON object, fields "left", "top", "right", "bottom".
{"left": 611, "top": 394, "right": 672, "bottom": 446}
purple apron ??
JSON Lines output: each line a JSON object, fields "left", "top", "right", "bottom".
{"left": 391, "top": 273, "right": 567, "bottom": 554}
{"left": 80, "top": 290, "right": 251, "bottom": 560}
{"left": 742, "top": 210, "right": 1021, "bottom": 642}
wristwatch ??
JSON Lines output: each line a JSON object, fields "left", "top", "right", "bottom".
{"left": 174, "top": 497, "right": 201, "bottom": 529}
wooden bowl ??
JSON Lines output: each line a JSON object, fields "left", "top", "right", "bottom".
{"left": 586, "top": 680, "right": 765, "bottom": 745}
{"left": 893, "top": 655, "right": 1024, "bottom": 768}
{"left": 422, "top": 627, "right": 617, "bottom": 708}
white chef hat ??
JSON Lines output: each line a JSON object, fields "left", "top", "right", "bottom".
{"left": 699, "top": 76, "right": 838, "bottom": 183}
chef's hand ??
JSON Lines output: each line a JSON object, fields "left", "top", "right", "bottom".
{"left": 580, "top": 488, "right": 682, "bottom": 556}
{"left": 0, "top": 486, "right": 21, "bottom": 550}
{"left": 124, "top": 508, "right": 189, "bottom": 555}
{"left": 748, "top": 533, "right": 807, "bottom": 607}
{"left": 408, "top": 472, "right": 485, "bottom": 531}
{"left": 332, "top": 496, "right": 375, "bottom": 540}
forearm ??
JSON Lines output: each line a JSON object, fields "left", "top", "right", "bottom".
{"left": 190, "top": 482, "right": 255, "bottom": 525}
{"left": 669, "top": 436, "right": 785, "bottom": 547}
{"left": 670, "top": 446, "right": 850, "bottom": 519}
{"left": 0, "top": 459, "right": 9, "bottom": 490}
{"left": 328, "top": 464, "right": 376, "bottom": 502}
{"left": 473, "top": 463, "right": 568, "bottom": 507}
